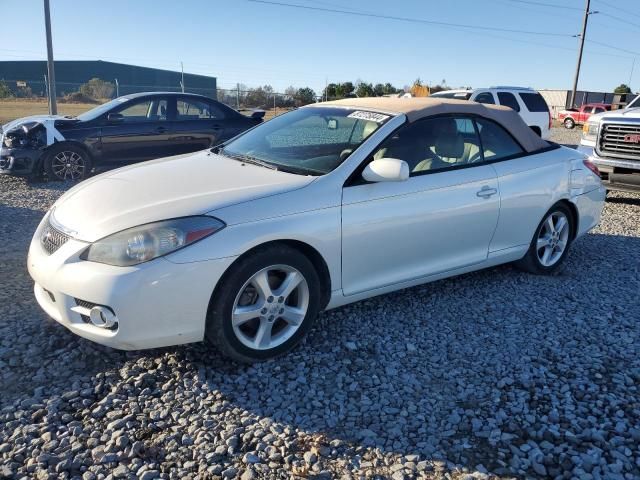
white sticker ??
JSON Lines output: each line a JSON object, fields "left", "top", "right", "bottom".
{"left": 347, "top": 111, "right": 390, "bottom": 123}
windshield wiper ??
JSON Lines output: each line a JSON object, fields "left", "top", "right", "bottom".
{"left": 224, "top": 151, "right": 278, "bottom": 170}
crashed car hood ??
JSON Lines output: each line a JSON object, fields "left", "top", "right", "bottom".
{"left": 1, "top": 114, "right": 79, "bottom": 132}
{"left": 51, "top": 151, "right": 316, "bottom": 242}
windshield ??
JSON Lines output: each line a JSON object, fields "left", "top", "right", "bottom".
{"left": 626, "top": 96, "right": 640, "bottom": 109}
{"left": 76, "top": 97, "right": 131, "bottom": 121}
{"left": 220, "top": 107, "right": 390, "bottom": 175}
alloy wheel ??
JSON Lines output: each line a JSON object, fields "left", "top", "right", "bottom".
{"left": 231, "top": 265, "right": 309, "bottom": 350}
{"left": 51, "top": 151, "right": 85, "bottom": 180}
{"left": 536, "top": 211, "right": 570, "bottom": 267}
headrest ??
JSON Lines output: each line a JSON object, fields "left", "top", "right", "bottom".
{"left": 434, "top": 119, "right": 464, "bottom": 158}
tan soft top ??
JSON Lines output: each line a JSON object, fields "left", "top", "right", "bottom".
{"left": 318, "top": 97, "right": 549, "bottom": 153}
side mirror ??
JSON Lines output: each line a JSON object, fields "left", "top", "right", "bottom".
{"left": 251, "top": 110, "right": 265, "bottom": 120}
{"left": 107, "top": 113, "right": 124, "bottom": 123}
{"left": 362, "top": 158, "right": 410, "bottom": 183}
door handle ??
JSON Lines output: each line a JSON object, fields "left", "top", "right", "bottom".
{"left": 155, "top": 126, "right": 167, "bottom": 133}
{"left": 211, "top": 124, "right": 222, "bottom": 130}
{"left": 476, "top": 186, "right": 498, "bottom": 198}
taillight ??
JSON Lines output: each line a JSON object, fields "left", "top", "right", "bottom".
{"left": 583, "top": 159, "right": 600, "bottom": 178}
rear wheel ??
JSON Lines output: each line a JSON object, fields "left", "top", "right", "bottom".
{"left": 206, "top": 245, "right": 321, "bottom": 362}
{"left": 563, "top": 118, "right": 575, "bottom": 129}
{"left": 516, "top": 203, "right": 574, "bottom": 275}
{"left": 44, "top": 144, "right": 92, "bottom": 181}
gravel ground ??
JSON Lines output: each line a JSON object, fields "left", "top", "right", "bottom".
{"left": 549, "top": 126, "right": 582, "bottom": 148}
{"left": 1, "top": 130, "right": 639, "bottom": 480}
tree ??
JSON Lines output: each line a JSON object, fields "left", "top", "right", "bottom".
{"left": 294, "top": 87, "right": 316, "bottom": 106}
{"left": 79, "top": 78, "right": 115, "bottom": 100}
{"left": 0, "top": 80, "right": 13, "bottom": 98}
{"left": 356, "top": 82, "right": 374, "bottom": 97}
{"left": 614, "top": 83, "right": 632, "bottom": 94}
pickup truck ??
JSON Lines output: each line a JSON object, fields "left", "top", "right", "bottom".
{"left": 558, "top": 103, "right": 611, "bottom": 129}
{"left": 577, "top": 96, "right": 640, "bottom": 193}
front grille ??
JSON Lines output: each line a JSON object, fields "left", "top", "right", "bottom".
{"left": 597, "top": 123, "right": 640, "bottom": 160}
{"left": 40, "top": 219, "right": 70, "bottom": 255}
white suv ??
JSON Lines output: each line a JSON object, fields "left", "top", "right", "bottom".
{"left": 430, "top": 87, "right": 552, "bottom": 139}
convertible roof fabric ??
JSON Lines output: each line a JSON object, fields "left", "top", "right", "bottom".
{"left": 318, "top": 97, "right": 550, "bottom": 153}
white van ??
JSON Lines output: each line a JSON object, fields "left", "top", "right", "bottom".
{"left": 430, "top": 87, "right": 552, "bottom": 139}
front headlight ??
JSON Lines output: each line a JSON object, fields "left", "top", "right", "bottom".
{"left": 81, "top": 216, "right": 225, "bottom": 266}
{"left": 582, "top": 121, "right": 599, "bottom": 142}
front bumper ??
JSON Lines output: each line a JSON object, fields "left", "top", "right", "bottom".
{"left": 577, "top": 144, "right": 640, "bottom": 193}
{"left": 0, "top": 145, "right": 43, "bottom": 175}
{"left": 27, "top": 222, "right": 237, "bottom": 350}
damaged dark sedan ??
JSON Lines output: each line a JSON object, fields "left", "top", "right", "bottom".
{"left": 0, "top": 92, "right": 264, "bottom": 181}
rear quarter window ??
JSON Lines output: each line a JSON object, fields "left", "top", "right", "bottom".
{"left": 518, "top": 92, "right": 549, "bottom": 113}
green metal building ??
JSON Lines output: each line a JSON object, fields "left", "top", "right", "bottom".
{"left": 0, "top": 60, "right": 217, "bottom": 97}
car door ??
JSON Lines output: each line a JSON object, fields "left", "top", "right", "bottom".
{"left": 341, "top": 116, "right": 500, "bottom": 296}
{"left": 167, "top": 97, "right": 227, "bottom": 156}
{"left": 473, "top": 117, "right": 553, "bottom": 253}
{"left": 99, "top": 96, "right": 171, "bottom": 163}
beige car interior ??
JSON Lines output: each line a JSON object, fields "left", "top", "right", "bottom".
{"left": 374, "top": 118, "right": 487, "bottom": 174}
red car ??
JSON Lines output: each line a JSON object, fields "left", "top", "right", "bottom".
{"left": 558, "top": 103, "right": 611, "bottom": 129}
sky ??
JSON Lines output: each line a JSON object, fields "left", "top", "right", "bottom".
{"left": 0, "top": 0, "right": 638, "bottom": 95}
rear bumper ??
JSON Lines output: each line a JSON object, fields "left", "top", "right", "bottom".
{"left": 572, "top": 185, "right": 606, "bottom": 238}
{"left": 577, "top": 144, "right": 640, "bottom": 193}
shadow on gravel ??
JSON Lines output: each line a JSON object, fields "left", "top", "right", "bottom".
{"left": 606, "top": 195, "right": 640, "bottom": 207}
{"left": 2, "top": 180, "right": 639, "bottom": 478}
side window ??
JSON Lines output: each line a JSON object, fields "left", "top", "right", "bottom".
{"left": 594, "top": 107, "right": 605, "bottom": 114}
{"left": 475, "top": 118, "right": 524, "bottom": 161}
{"left": 116, "top": 98, "right": 168, "bottom": 122}
{"left": 474, "top": 92, "right": 495, "bottom": 104}
{"left": 372, "top": 116, "right": 483, "bottom": 175}
{"left": 176, "top": 99, "right": 225, "bottom": 120}
{"left": 497, "top": 92, "right": 521, "bottom": 112}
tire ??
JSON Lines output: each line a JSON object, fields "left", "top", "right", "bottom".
{"left": 563, "top": 118, "right": 575, "bottom": 129}
{"left": 530, "top": 126, "right": 542, "bottom": 137}
{"left": 206, "top": 245, "right": 321, "bottom": 363}
{"left": 44, "top": 144, "right": 92, "bottom": 181}
{"left": 515, "top": 203, "right": 575, "bottom": 275}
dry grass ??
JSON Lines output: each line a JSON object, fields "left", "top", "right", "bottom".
{"left": 0, "top": 99, "right": 286, "bottom": 125}
{"left": 0, "top": 99, "right": 96, "bottom": 124}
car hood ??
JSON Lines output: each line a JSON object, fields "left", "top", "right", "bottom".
{"left": 593, "top": 107, "right": 640, "bottom": 121}
{"left": 51, "top": 151, "right": 315, "bottom": 242}
{"left": 1, "top": 114, "right": 78, "bottom": 132}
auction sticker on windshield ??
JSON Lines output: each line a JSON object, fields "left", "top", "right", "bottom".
{"left": 347, "top": 111, "right": 390, "bottom": 123}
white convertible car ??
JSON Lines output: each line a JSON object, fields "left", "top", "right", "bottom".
{"left": 28, "top": 98, "right": 605, "bottom": 362}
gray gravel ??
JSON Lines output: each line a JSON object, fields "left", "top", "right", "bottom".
{"left": 549, "top": 125, "right": 582, "bottom": 148}
{"left": 1, "top": 138, "right": 639, "bottom": 479}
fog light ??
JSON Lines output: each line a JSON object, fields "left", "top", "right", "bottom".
{"left": 89, "top": 306, "right": 117, "bottom": 328}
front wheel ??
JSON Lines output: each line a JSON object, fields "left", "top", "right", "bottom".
{"left": 516, "top": 204, "right": 574, "bottom": 275}
{"left": 206, "top": 245, "right": 321, "bottom": 362}
{"left": 563, "top": 118, "right": 575, "bottom": 129}
{"left": 44, "top": 144, "right": 92, "bottom": 181}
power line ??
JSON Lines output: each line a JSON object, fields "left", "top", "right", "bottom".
{"left": 597, "top": 0, "right": 640, "bottom": 18}
{"left": 502, "top": 0, "right": 582, "bottom": 11}
{"left": 598, "top": 11, "right": 640, "bottom": 30}
{"left": 587, "top": 39, "right": 640, "bottom": 57}
{"left": 247, "top": 0, "right": 574, "bottom": 37}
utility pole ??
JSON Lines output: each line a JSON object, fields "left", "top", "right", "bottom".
{"left": 180, "top": 62, "right": 185, "bottom": 93}
{"left": 43, "top": 0, "right": 57, "bottom": 115}
{"left": 569, "top": 0, "right": 592, "bottom": 108}
{"left": 629, "top": 58, "right": 636, "bottom": 91}
{"left": 236, "top": 83, "right": 240, "bottom": 110}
